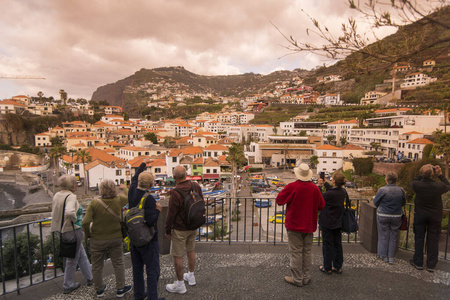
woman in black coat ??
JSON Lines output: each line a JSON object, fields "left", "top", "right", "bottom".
{"left": 318, "top": 172, "right": 347, "bottom": 275}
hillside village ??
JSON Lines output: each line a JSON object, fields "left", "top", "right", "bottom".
{"left": 0, "top": 54, "right": 449, "bottom": 188}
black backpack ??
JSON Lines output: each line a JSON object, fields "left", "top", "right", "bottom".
{"left": 123, "top": 193, "right": 156, "bottom": 247}
{"left": 174, "top": 182, "right": 206, "bottom": 230}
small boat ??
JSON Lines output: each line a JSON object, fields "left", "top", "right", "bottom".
{"left": 39, "top": 217, "right": 52, "bottom": 226}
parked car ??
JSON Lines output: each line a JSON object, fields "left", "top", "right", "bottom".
{"left": 345, "top": 181, "right": 357, "bottom": 188}
{"left": 269, "top": 214, "right": 285, "bottom": 224}
{"left": 254, "top": 199, "right": 272, "bottom": 208}
{"left": 399, "top": 158, "right": 413, "bottom": 163}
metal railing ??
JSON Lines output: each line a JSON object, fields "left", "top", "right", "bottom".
{"left": 0, "top": 197, "right": 448, "bottom": 295}
{"left": 199, "top": 196, "right": 368, "bottom": 245}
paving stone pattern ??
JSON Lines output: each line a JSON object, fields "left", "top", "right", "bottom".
{"left": 42, "top": 245, "right": 449, "bottom": 300}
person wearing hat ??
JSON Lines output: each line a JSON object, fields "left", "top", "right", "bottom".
{"left": 128, "top": 161, "right": 162, "bottom": 300}
{"left": 276, "top": 163, "right": 325, "bottom": 287}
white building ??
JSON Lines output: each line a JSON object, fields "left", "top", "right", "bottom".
{"left": 85, "top": 160, "right": 129, "bottom": 188}
{"left": 401, "top": 72, "right": 437, "bottom": 89}
{"left": 318, "top": 93, "right": 342, "bottom": 105}
{"left": 315, "top": 145, "right": 343, "bottom": 173}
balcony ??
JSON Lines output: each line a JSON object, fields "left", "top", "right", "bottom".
{"left": 0, "top": 198, "right": 448, "bottom": 298}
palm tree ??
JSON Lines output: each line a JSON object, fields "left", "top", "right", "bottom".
{"left": 37, "top": 91, "right": 44, "bottom": 103}
{"left": 75, "top": 149, "right": 92, "bottom": 194}
{"left": 309, "top": 155, "right": 319, "bottom": 170}
{"left": 59, "top": 89, "right": 68, "bottom": 106}
{"left": 49, "top": 146, "right": 66, "bottom": 171}
{"left": 225, "top": 143, "right": 247, "bottom": 232}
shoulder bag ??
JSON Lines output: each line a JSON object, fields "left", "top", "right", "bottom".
{"left": 342, "top": 189, "right": 359, "bottom": 233}
{"left": 399, "top": 207, "right": 408, "bottom": 231}
{"left": 59, "top": 194, "right": 77, "bottom": 258}
{"left": 97, "top": 198, "right": 128, "bottom": 238}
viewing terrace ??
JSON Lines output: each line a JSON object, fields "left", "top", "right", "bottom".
{"left": 0, "top": 194, "right": 448, "bottom": 299}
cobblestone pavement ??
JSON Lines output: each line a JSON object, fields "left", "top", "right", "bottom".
{"left": 29, "top": 243, "right": 449, "bottom": 300}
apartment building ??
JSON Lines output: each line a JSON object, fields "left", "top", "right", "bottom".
{"left": 279, "top": 121, "right": 327, "bottom": 137}
{"left": 315, "top": 145, "right": 343, "bottom": 173}
{"left": 401, "top": 72, "right": 437, "bottom": 89}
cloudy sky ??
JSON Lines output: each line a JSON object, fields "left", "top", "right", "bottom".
{"left": 0, "top": 0, "right": 433, "bottom": 100}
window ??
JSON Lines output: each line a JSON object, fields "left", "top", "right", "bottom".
{"left": 155, "top": 168, "right": 161, "bottom": 173}
{"left": 193, "top": 165, "right": 197, "bottom": 170}
{"left": 213, "top": 169, "right": 217, "bottom": 173}
{"left": 172, "top": 157, "right": 177, "bottom": 163}
{"left": 206, "top": 169, "right": 211, "bottom": 173}
{"left": 75, "top": 165, "right": 80, "bottom": 171}
{"left": 116, "top": 170, "right": 122, "bottom": 176}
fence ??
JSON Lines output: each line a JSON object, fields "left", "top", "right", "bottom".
{"left": 0, "top": 197, "right": 448, "bottom": 295}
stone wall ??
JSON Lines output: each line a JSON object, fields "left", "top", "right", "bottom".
{"left": 372, "top": 162, "right": 404, "bottom": 176}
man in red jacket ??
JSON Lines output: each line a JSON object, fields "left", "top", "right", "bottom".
{"left": 276, "top": 163, "right": 325, "bottom": 287}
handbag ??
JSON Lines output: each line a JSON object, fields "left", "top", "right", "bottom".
{"left": 342, "top": 189, "right": 359, "bottom": 233}
{"left": 59, "top": 195, "right": 77, "bottom": 258}
{"left": 399, "top": 208, "right": 408, "bottom": 231}
{"left": 97, "top": 198, "right": 128, "bottom": 239}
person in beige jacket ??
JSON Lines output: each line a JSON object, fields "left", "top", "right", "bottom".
{"left": 51, "top": 175, "right": 93, "bottom": 294}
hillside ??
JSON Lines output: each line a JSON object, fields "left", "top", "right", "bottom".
{"left": 92, "top": 67, "right": 310, "bottom": 117}
{"left": 91, "top": 6, "right": 450, "bottom": 117}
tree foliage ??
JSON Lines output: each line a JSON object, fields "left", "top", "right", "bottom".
{"left": 2, "top": 232, "right": 41, "bottom": 281}
{"left": 277, "top": 1, "right": 450, "bottom": 73}
{"left": 352, "top": 157, "right": 373, "bottom": 175}
{"left": 144, "top": 132, "right": 158, "bottom": 144}
{"left": 397, "top": 158, "right": 441, "bottom": 200}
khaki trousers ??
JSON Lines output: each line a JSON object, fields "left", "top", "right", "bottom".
{"left": 90, "top": 237, "right": 125, "bottom": 290}
{"left": 287, "top": 230, "right": 313, "bottom": 285}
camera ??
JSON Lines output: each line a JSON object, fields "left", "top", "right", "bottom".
{"left": 320, "top": 172, "right": 325, "bottom": 180}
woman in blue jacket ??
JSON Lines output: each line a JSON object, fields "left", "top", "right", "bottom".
{"left": 373, "top": 172, "right": 406, "bottom": 264}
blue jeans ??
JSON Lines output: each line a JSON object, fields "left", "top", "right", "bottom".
{"left": 131, "top": 237, "right": 160, "bottom": 300}
{"left": 377, "top": 215, "right": 402, "bottom": 259}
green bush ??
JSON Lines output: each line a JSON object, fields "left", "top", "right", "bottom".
{"left": 2, "top": 232, "right": 41, "bottom": 281}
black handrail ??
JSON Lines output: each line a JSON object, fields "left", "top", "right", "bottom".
{"left": 0, "top": 196, "right": 448, "bottom": 296}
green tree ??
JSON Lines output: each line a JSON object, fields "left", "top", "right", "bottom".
{"left": 422, "top": 144, "right": 434, "bottom": 159}
{"left": 225, "top": 143, "right": 247, "bottom": 225}
{"left": 340, "top": 137, "right": 347, "bottom": 146}
{"left": 433, "top": 130, "right": 450, "bottom": 177}
{"left": 299, "top": 130, "right": 307, "bottom": 137}
{"left": 59, "top": 89, "right": 67, "bottom": 106}
{"left": 49, "top": 145, "right": 66, "bottom": 171}
{"left": 352, "top": 157, "right": 373, "bottom": 176}
{"left": 144, "top": 132, "right": 158, "bottom": 144}
{"left": 370, "top": 142, "right": 381, "bottom": 151}
{"left": 76, "top": 149, "right": 92, "bottom": 194}
{"left": 2, "top": 233, "right": 41, "bottom": 280}
{"left": 398, "top": 158, "right": 440, "bottom": 200}
{"left": 37, "top": 91, "right": 44, "bottom": 103}
{"left": 278, "top": 1, "right": 450, "bottom": 73}
{"left": 309, "top": 155, "right": 319, "bottom": 169}
{"left": 50, "top": 136, "right": 64, "bottom": 146}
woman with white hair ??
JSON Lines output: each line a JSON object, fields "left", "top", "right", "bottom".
{"left": 373, "top": 171, "right": 406, "bottom": 264}
{"left": 50, "top": 174, "right": 93, "bottom": 294}
{"left": 82, "top": 179, "right": 131, "bottom": 298}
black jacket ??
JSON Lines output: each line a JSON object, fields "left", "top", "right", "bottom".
{"left": 318, "top": 183, "right": 346, "bottom": 229}
{"left": 411, "top": 174, "right": 450, "bottom": 219}
{"left": 128, "top": 163, "right": 160, "bottom": 233}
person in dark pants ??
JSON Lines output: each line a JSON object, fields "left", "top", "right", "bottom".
{"left": 318, "top": 172, "right": 347, "bottom": 275}
{"left": 410, "top": 164, "right": 450, "bottom": 272}
{"left": 128, "top": 161, "right": 162, "bottom": 300}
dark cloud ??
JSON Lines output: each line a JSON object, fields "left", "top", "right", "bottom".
{"left": 0, "top": 0, "right": 398, "bottom": 99}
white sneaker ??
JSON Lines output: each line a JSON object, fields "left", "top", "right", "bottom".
{"left": 183, "top": 273, "right": 196, "bottom": 286}
{"left": 166, "top": 282, "right": 187, "bottom": 294}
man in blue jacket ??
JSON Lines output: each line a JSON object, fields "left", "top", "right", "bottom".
{"left": 410, "top": 164, "right": 450, "bottom": 272}
{"left": 128, "top": 161, "right": 162, "bottom": 300}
